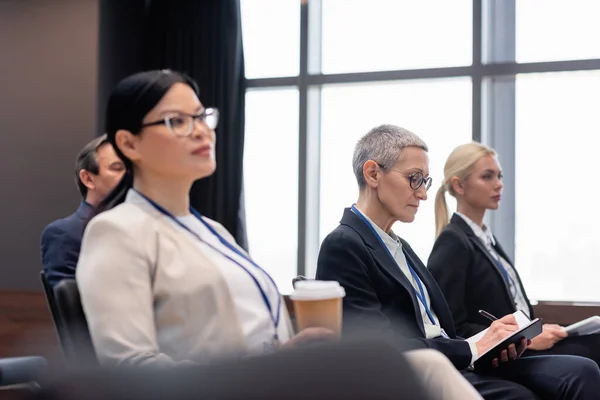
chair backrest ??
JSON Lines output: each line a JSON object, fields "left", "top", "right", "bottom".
{"left": 40, "top": 271, "right": 69, "bottom": 356}
{"left": 52, "top": 279, "right": 98, "bottom": 366}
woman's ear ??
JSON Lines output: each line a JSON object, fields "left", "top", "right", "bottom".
{"left": 115, "top": 129, "right": 140, "bottom": 161}
{"left": 450, "top": 176, "right": 465, "bottom": 196}
{"left": 362, "top": 160, "right": 381, "bottom": 189}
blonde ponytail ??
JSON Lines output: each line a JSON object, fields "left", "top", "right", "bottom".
{"left": 434, "top": 184, "right": 450, "bottom": 238}
{"left": 434, "top": 141, "right": 498, "bottom": 238}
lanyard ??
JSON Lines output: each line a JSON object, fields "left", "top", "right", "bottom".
{"left": 351, "top": 205, "right": 436, "bottom": 325}
{"left": 491, "top": 252, "right": 517, "bottom": 298}
{"left": 135, "top": 190, "right": 281, "bottom": 341}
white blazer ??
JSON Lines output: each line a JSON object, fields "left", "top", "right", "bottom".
{"left": 76, "top": 189, "right": 294, "bottom": 367}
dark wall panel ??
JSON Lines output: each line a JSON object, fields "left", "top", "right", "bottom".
{"left": 0, "top": 0, "right": 99, "bottom": 290}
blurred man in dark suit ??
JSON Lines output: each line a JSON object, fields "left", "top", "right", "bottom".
{"left": 41, "top": 135, "right": 124, "bottom": 286}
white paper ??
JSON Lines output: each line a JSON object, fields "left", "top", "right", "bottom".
{"left": 513, "top": 310, "right": 532, "bottom": 327}
{"left": 564, "top": 316, "right": 600, "bottom": 336}
{"left": 465, "top": 328, "right": 486, "bottom": 344}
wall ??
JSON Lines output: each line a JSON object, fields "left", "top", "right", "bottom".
{"left": 0, "top": 0, "right": 99, "bottom": 361}
{"left": 0, "top": 0, "right": 99, "bottom": 291}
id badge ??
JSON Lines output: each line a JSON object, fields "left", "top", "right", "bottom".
{"left": 440, "top": 328, "right": 450, "bottom": 339}
{"left": 262, "top": 337, "right": 280, "bottom": 354}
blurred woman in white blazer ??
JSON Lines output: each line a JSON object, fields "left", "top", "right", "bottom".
{"left": 76, "top": 70, "right": 337, "bottom": 367}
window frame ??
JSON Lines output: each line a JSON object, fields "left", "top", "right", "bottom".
{"left": 243, "top": 0, "right": 600, "bottom": 295}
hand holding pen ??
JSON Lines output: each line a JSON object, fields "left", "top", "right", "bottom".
{"left": 475, "top": 310, "right": 529, "bottom": 367}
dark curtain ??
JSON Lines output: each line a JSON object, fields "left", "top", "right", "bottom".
{"left": 99, "top": 0, "right": 248, "bottom": 249}
{"left": 97, "top": 0, "right": 147, "bottom": 136}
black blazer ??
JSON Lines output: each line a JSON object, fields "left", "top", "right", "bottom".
{"left": 316, "top": 208, "right": 472, "bottom": 370}
{"left": 41, "top": 201, "right": 92, "bottom": 287}
{"left": 428, "top": 214, "right": 534, "bottom": 338}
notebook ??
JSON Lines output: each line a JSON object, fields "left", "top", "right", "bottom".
{"left": 466, "top": 310, "right": 543, "bottom": 366}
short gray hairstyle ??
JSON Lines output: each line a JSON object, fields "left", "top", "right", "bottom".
{"left": 352, "top": 124, "right": 428, "bottom": 189}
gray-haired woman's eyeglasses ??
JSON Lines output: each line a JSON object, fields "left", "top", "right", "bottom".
{"left": 377, "top": 163, "right": 432, "bottom": 191}
{"left": 142, "top": 108, "right": 219, "bottom": 137}
{"left": 407, "top": 171, "right": 432, "bottom": 191}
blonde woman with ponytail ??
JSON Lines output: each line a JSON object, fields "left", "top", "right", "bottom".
{"left": 428, "top": 142, "right": 600, "bottom": 366}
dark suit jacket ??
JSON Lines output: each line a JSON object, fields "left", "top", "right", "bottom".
{"left": 41, "top": 202, "right": 92, "bottom": 287}
{"left": 316, "top": 208, "right": 472, "bottom": 370}
{"left": 428, "top": 213, "right": 534, "bottom": 338}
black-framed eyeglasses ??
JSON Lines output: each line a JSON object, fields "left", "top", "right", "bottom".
{"left": 408, "top": 171, "right": 433, "bottom": 191}
{"left": 141, "top": 108, "right": 219, "bottom": 137}
{"left": 377, "top": 163, "right": 433, "bottom": 191}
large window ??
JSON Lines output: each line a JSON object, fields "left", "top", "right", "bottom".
{"left": 242, "top": 0, "right": 600, "bottom": 299}
{"left": 244, "top": 89, "right": 299, "bottom": 294}
{"left": 516, "top": 0, "right": 600, "bottom": 63}
{"left": 321, "top": 0, "right": 472, "bottom": 74}
{"left": 240, "top": 0, "right": 300, "bottom": 78}
{"left": 515, "top": 70, "right": 600, "bottom": 301}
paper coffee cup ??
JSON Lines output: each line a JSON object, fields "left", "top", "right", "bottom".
{"left": 290, "top": 280, "right": 346, "bottom": 336}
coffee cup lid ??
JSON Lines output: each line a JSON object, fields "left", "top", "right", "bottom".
{"left": 290, "top": 280, "right": 346, "bottom": 301}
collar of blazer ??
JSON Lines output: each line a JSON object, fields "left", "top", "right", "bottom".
{"left": 340, "top": 208, "right": 457, "bottom": 338}
{"left": 75, "top": 200, "right": 93, "bottom": 220}
{"left": 126, "top": 189, "right": 170, "bottom": 216}
{"left": 124, "top": 189, "right": 240, "bottom": 256}
{"left": 125, "top": 189, "right": 211, "bottom": 233}
{"left": 449, "top": 213, "right": 519, "bottom": 309}
{"left": 450, "top": 213, "right": 515, "bottom": 269}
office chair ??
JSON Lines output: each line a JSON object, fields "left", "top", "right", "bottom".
{"left": 40, "top": 272, "right": 69, "bottom": 359}
{"left": 52, "top": 279, "right": 97, "bottom": 367}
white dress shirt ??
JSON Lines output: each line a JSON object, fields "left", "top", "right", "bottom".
{"left": 176, "top": 215, "right": 291, "bottom": 354}
{"left": 455, "top": 213, "right": 530, "bottom": 318}
{"left": 352, "top": 206, "right": 478, "bottom": 363}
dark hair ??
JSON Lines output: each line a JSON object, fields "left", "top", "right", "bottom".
{"left": 92, "top": 69, "right": 200, "bottom": 218}
{"left": 74, "top": 134, "right": 110, "bottom": 198}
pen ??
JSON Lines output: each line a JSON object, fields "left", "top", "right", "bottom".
{"left": 478, "top": 309, "right": 499, "bottom": 323}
